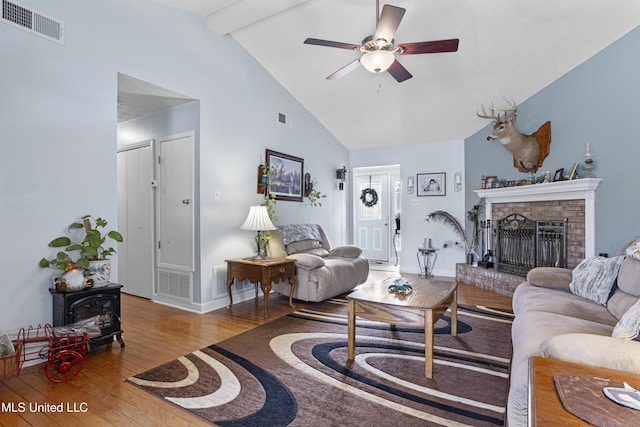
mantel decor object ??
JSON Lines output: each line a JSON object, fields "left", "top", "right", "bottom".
{"left": 583, "top": 142, "right": 595, "bottom": 178}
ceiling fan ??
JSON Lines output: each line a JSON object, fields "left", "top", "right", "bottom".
{"left": 304, "top": 1, "right": 459, "bottom": 83}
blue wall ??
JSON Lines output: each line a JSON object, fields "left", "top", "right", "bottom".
{"left": 351, "top": 140, "right": 466, "bottom": 277}
{"left": 0, "top": 0, "right": 350, "bottom": 328}
{"left": 465, "top": 26, "right": 640, "bottom": 256}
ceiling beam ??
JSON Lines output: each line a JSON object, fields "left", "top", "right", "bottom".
{"left": 206, "top": 0, "right": 308, "bottom": 35}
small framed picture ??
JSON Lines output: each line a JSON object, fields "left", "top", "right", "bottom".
{"left": 553, "top": 168, "right": 564, "bottom": 182}
{"left": 485, "top": 175, "right": 498, "bottom": 188}
{"left": 417, "top": 172, "right": 446, "bottom": 196}
{"left": 569, "top": 162, "right": 579, "bottom": 180}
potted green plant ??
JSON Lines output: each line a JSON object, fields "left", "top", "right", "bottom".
{"left": 39, "top": 215, "right": 123, "bottom": 285}
{"left": 306, "top": 178, "right": 326, "bottom": 207}
{"left": 260, "top": 164, "right": 280, "bottom": 222}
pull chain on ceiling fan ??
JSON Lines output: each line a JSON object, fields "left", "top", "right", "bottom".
{"left": 303, "top": 1, "right": 459, "bottom": 83}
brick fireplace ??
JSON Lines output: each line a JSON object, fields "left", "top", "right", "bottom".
{"left": 457, "top": 178, "right": 602, "bottom": 296}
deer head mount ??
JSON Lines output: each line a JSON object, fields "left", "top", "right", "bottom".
{"left": 477, "top": 100, "right": 551, "bottom": 173}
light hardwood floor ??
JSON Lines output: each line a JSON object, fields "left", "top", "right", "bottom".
{"left": 0, "top": 275, "right": 511, "bottom": 426}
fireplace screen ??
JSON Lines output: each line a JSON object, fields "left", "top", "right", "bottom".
{"left": 496, "top": 214, "right": 567, "bottom": 276}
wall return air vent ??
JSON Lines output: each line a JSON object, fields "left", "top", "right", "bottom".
{"left": 2, "top": 0, "right": 64, "bottom": 44}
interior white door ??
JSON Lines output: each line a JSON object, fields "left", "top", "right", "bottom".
{"left": 117, "top": 143, "right": 153, "bottom": 299}
{"left": 157, "top": 133, "right": 194, "bottom": 278}
{"left": 355, "top": 173, "right": 390, "bottom": 261}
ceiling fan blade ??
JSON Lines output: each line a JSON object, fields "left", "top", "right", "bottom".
{"left": 374, "top": 5, "right": 406, "bottom": 43}
{"left": 326, "top": 58, "right": 361, "bottom": 80}
{"left": 387, "top": 59, "right": 412, "bottom": 83}
{"left": 399, "top": 38, "right": 460, "bottom": 55}
{"left": 304, "top": 38, "right": 360, "bottom": 51}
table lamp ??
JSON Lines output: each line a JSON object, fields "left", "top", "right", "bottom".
{"left": 240, "top": 205, "right": 276, "bottom": 259}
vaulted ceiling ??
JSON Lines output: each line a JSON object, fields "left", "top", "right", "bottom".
{"left": 142, "top": 0, "right": 640, "bottom": 150}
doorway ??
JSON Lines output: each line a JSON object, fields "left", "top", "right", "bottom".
{"left": 116, "top": 73, "right": 198, "bottom": 306}
{"left": 353, "top": 165, "right": 401, "bottom": 264}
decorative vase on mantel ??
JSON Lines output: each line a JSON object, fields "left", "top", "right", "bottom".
{"left": 466, "top": 253, "right": 474, "bottom": 265}
{"left": 87, "top": 259, "right": 112, "bottom": 285}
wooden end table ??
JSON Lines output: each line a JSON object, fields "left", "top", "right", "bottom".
{"left": 347, "top": 276, "right": 457, "bottom": 378}
{"left": 529, "top": 356, "right": 640, "bottom": 426}
{"left": 224, "top": 258, "right": 296, "bottom": 317}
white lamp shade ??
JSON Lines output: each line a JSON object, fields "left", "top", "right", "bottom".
{"left": 240, "top": 205, "right": 276, "bottom": 231}
{"left": 360, "top": 51, "right": 395, "bottom": 73}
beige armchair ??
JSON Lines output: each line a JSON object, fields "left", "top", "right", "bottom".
{"left": 267, "top": 224, "right": 369, "bottom": 302}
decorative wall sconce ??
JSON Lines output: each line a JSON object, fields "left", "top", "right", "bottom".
{"left": 407, "top": 176, "right": 414, "bottom": 195}
{"left": 454, "top": 172, "right": 462, "bottom": 192}
{"left": 304, "top": 172, "right": 312, "bottom": 196}
{"left": 336, "top": 166, "right": 347, "bottom": 191}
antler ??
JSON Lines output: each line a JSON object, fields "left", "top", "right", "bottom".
{"left": 477, "top": 99, "right": 518, "bottom": 121}
{"left": 476, "top": 103, "right": 501, "bottom": 120}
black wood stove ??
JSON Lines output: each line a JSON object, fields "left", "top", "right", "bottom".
{"left": 50, "top": 283, "right": 124, "bottom": 349}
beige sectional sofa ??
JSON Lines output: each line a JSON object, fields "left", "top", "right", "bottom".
{"left": 507, "top": 240, "right": 640, "bottom": 426}
{"left": 267, "top": 224, "right": 369, "bottom": 302}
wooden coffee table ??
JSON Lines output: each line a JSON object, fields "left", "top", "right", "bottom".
{"left": 347, "top": 276, "right": 457, "bottom": 378}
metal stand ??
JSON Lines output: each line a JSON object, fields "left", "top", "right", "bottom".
{"left": 417, "top": 247, "right": 437, "bottom": 278}
{"left": 393, "top": 230, "right": 400, "bottom": 266}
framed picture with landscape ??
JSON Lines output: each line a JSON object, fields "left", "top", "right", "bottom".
{"left": 265, "top": 149, "right": 304, "bottom": 202}
{"left": 417, "top": 172, "right": 446, "bottom": 196}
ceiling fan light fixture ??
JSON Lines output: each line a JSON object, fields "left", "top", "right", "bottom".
{"left": 360, "top": 50, "right": 395, "bottom": 73}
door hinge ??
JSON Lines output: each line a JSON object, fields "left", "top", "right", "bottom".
{"left": 157, "top": 155, "right": 161, "bottom": 164}
{"left": 158, "top": 241, "right": 161, "bottom": 249}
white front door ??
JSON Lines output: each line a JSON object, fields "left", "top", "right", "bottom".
{"left": 354, "top": 172, "right": 390, "bottom": 261}
{"left": 157, "top": 132, "right": 194, "bottom": 300}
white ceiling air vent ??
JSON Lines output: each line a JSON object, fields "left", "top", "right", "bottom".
{"left": 2, "top": 0, "right": 64, "bottom": 44}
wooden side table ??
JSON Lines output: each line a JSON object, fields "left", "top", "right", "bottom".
{"left": 529, "top": 356, "right": 640, "bottom": 426}
{"left": 224, "top": 258, "right": 296, "bottom": 317}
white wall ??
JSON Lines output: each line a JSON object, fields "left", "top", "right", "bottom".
{"left": 351, "top": 140, "right": 466, "bottom": 277}
{"left": 0, "top": 0, "right": 349, "bottom": 329}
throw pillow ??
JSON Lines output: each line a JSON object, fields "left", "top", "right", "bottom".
{"left": 526, "top": 267, "right": 572, "bottom": 290}
{"left": 616, "top": 236, "right": 640, "bottom": 256}
{"left": 266, "top": 230, "right": 287, "bottom": 258}
{"left": 328, "top": 246, "right": 362, "bottom": 259}
{"left": 616, "top": 257, "right": 640, "bottom": 297}
{"left": 279, "top": 224, "right": 322, "bottom": 245}
{"left": 569, "top": 256, "right": 625, "bottom": 305}
{"left": 612, "top": 298, "right": 640, "bottom": 340}
{"left": 626, "top": 240, "right": 640, "bottom": 261}
{"left": 286, "top": 239, "right": 328, "bottom": 257}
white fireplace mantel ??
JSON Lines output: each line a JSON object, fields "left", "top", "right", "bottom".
{"left": 474, "top": 178, "right": 602, "bottom": 257}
